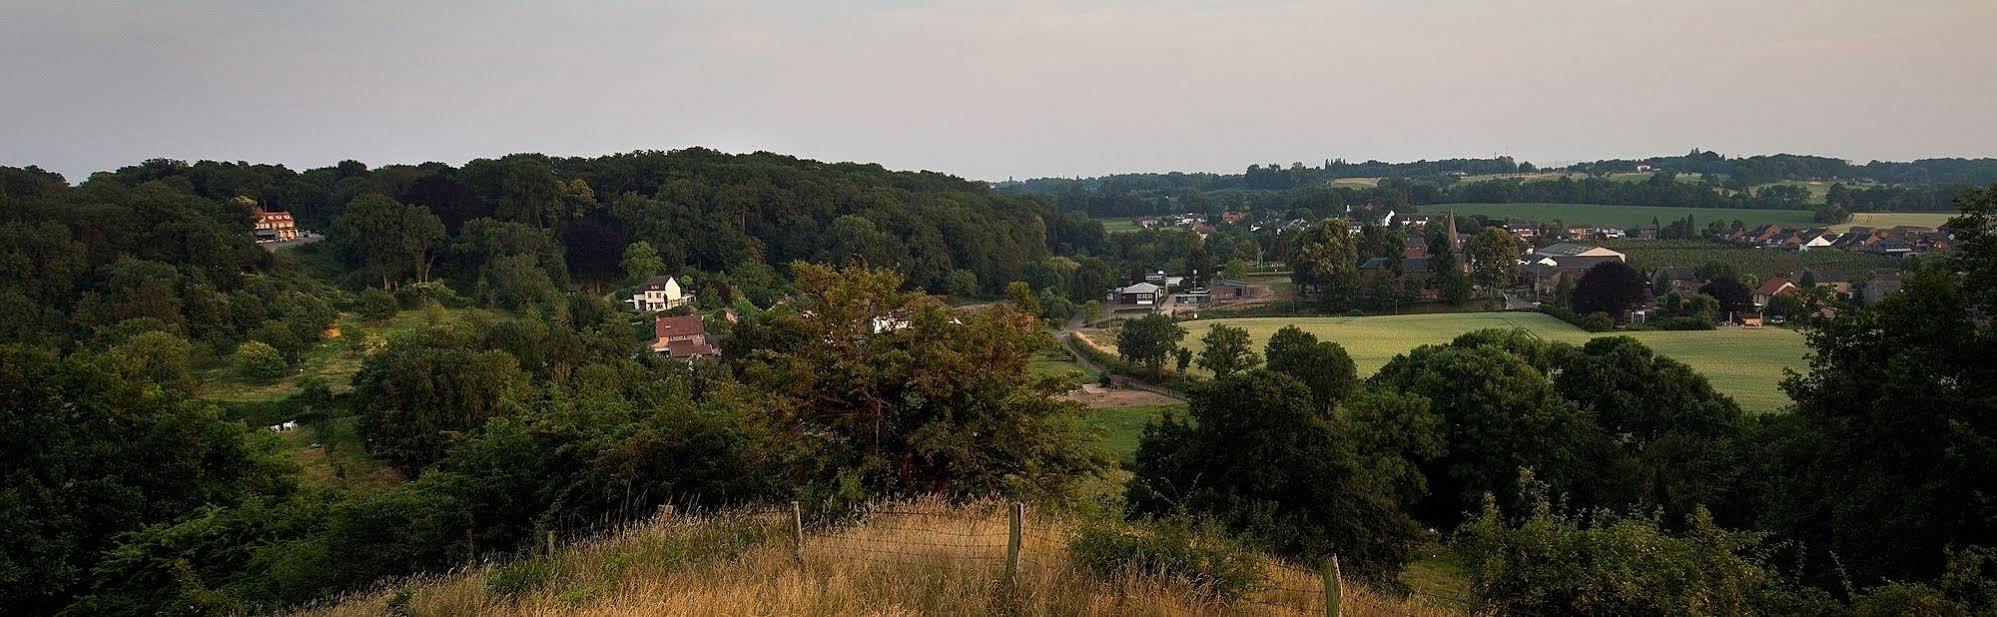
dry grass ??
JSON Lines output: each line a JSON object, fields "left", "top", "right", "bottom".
{"left": 293, "top": 499, "right": 1465, "bottom": 617}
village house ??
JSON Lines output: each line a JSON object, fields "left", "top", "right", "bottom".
{"left": 1652, "top": 266, "right": 1702, "bottom": 296}
{"left": 1754, "top": 277, "right": 1797, "bottom": 308}
{"left": 1521, "top": 243, "right": 1626, "bottom": 296}
{"left": 1860, "top": 274, "right": 1904, "bottom": 305}
{"left": 627, "top": 275, "right": 694, "bottom": 312}
{"left": 649, "top": 314, "right": 718, "bottom": 360}
{"left": 250, "top": 206, "right": 299, "bottom": 243}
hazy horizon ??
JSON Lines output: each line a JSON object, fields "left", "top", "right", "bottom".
{"left": 5, "top": 0, "right": 1995, "bottom": 183}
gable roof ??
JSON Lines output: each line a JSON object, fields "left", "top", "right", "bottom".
{"left": 1758, "top": 277, "right": 1794, "bottom": 296}
{"left": 1535, "top": 243, "right": 1623, "bottom": 259}
{"left": 641, "top": 275, "right": 680, "bottom": 291}
{"left": 654, "top": 315, "right": 706, "bottom": 339}
{"left": 1117, "top": 282, "right": 1163, "bottom": 294}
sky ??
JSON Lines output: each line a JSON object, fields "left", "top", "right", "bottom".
{"left": 3, "top": 0, "right": 1995, "bottom": 182}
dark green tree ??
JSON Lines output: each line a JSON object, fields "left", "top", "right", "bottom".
{"left": 1194, "top": 323, "right": 1260, "bottom": 377}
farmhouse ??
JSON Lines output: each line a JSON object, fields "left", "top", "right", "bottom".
{"left": 649, "top": 315, "right": 718, "bottom": 360}
{"left": 628, "top": 275, "right": 694, "bottom": 312}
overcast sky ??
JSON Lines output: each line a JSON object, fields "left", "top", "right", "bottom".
{"left": 4, "top": 0, "right": 1994, "bottom": 182}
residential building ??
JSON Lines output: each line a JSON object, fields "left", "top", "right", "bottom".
{"left": 250, "top": 207, "right": 299, "bottom": 243}
{"left": 1754, "top": 277, "right": 1797, "bottom": 307}
{"left": 649, "top": 315, "right": 718, "bottom": 360}
{"left": 628, "top": 275, "right": 693, "bottom": 312}
{"left": 1533, "top": 243, "right": 1627, "bottom": 261}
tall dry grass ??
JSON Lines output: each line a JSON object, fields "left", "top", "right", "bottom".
{"left": 292, "top": 499, "right": 1466, "bottom": 616}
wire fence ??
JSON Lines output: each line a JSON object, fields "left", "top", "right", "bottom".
{"left": 485, "top": 501, "right": 1454, "bottom": 616}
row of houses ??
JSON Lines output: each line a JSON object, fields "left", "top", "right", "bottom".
{"left": 1723, "top": 224, "right": 1949, "bottom": 255}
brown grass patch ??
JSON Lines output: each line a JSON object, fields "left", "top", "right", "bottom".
{"left": 292, "top": 499, "right": 1466, "bottom": 616}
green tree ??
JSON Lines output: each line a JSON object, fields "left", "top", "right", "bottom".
{"left": 732, "top": 263, "right": 1109, "bottom": 503}
{"left": 1569, "top": 261, "right": 1649, "bottom": 321}
{"left": 235, "top": 340, "right": 287, "bottom": 381}
{"left": 620, "top": 240, "right": 666, "bottom": 286}
{"left": 1288, "top": 219, "right": 1361, "bottom": 310}
{"left": 1263, "top": 325, "right": 1359, "bottom": 411}
{"left": 333, "top": 194, "right": 445, "bottom": 289}
{"left": 0, "top": 344, "right": 289, "bottom": 612}
{"left": 1116, "top": 313, "right": 1187, "bottom": 376}
{"left": 1465, "top": 227, "right": 1519, "bottom": 294}
{"left": 352, "top": 328, "right": 532, "bottom": 475}
{"left": 1127, "top": 369, "right": 1427, "bottom": 579}
{"left": 1194, "top": 323, "right": 1260, "bottom": 377}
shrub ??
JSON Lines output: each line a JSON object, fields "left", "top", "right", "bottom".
{"left": 235, "top": 341, "right": 287, "bottom": 382}
{"left": 394, "top": 281, "right": 466, "bottom": 309}
{"left": 1068, "top": 517, "right": 1263, "bottom": 599}
{"left": 359, "top": 288, "right": 399, "bottom": 321}
{"left": 1654, "top": 316, "right": 1715, "bottom": 331}
{"left": 1580, "top": 311, "right": 1615, "bottom": 332}
{"left": 486, "top": 558, "right": 553, "bottom": 597}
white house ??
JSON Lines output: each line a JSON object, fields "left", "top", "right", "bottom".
{"left": 628, "top": 275, "right": 693, "bottom": 312}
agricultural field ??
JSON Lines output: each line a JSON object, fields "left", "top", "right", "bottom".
{"left": 1429, "top": 202, "right": 1816, "bottom": 228}
{"left": 1099, "top": 312, "right": 1808, "bottom": 412}
{"left": 1830, "top": 211, "right": 1956, "bottom": 232}
{"left": 1097, "top": 216, "right": 1144, "bottom": 233}
{"left": 1599, "top": 239, "right": 1902, "bottom": 281}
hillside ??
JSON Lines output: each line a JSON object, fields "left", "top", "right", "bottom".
{"left": 293, "top": 500, "right": 1464, "bottom": 616}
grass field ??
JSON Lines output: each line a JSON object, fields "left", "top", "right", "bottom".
{"left": 277, "top": 415, "right": 404, "bottom": 492}
{"left": 1428, "top": 202, "right": 1817, "bottom": 228}
{"left": 1097, "top": 217, "right": 1144, "bottom": 233}
{"left": 1831, "top": 211, "right": 1956, "bottom": 232}
{"left": 197, "top": 306, "right": 489, "bottom": 403}
{"left": 1115, "top": 312, "right": 1807, "bottom": 412}
{"left": 1080, "top": 404, "right": 1184, "bottom": 461}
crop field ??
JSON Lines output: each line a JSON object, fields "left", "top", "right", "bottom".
{"left": 1831, "top": 211, "right": 1956, "bottom": 232}
{"left": 1428, "top": 202, "right": 1817, "bottom": 228}
{"left": 1104, "top": 312, "right": 1808, "bottom": 412}
{"left": 1599, "top": 239, "right": 1901, "bottom": 280}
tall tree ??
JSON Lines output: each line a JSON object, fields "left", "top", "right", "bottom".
{"left": 1289, "top": 219, "right": 1361, "bottom": 310}
{"left": 1570, "top": 261, "right": 1650, "bottom": 321}
{"left": 1264, "top": 325, "right": 1360, "bottom": 411}
{"left": 1194, "top": 323, "right": 1260, "bottom": 377}
{"left": 1116, "top": 313, "right": 1187, "bottom": 376}
{"left": 1465, "top": 227, "right": 1519, "bottom": 295}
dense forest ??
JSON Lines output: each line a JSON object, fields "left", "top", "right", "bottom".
{"left": 1, "top": 151, "right": 1993, "bottom": 615}
{"left": 1004, "top": 151, "right": 1996, "bottom": 221}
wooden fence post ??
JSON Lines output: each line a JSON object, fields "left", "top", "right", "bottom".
{"left": 1323, "top": 555, "right": 1342, "bottom": 617}
{"left": 546, "top": 530, "right": 555, "bottom": 560}
{"left": 790, "top": 501, "right": 805, "bottom": 561}
{"left": 465, "top": 528, "right": 476, "bottom": 568}
{"left": 1005, "top": 502, "right": 1023, "bottom": 581}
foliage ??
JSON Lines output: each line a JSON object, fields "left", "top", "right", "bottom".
{"left": 730, "top": 263, "right": 1111, "bottom": 506}
{"left": 1288, "top": 219, "right": 1360, "bottom": 310}
{"left": 235, "top": 340, "right": 288, "bottom": 381}
{"left": 1570, "top": 261, "right": 1649, "bottom": 321}
{"left": 1068, "top": 516, "right": 1264, "bottom": 599}
{"left": 1192, "top": 323, "right": 1259, "bottom": 377}
{"left": 358, "top": 288, "right": 399, "bottom": 321}
{"left": 1755, "top": 189, "right": 1997, "bottom": 585}
{"left": 352, "top": 326, "right": 533, "bottom": 475}
{"left": 1457, "top": 496, "right": 1839, "bottom": 616}
{"left": 1262, "top": 325, "right": 1359, "bottom": 411}
{"left": 332, "top": 194, "right": 445, "bottom": 289}
{"left": 1116, "top": 313, "right": 1187, "bottom": 375}
{"left": 1127, "top": 370, "right": 1427, "bottom": 579}
{"left": 1465, "top": 228, "right": 1518, "bottom": 293}
{"left": 0, "top": 344, "right": 291, "bottom": 613}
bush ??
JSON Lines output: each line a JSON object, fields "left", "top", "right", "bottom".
{"left": 359, "top": 288, "right": 399, "bottom": 321}
{"left": 1579, "top": 311, "right": 1615, "bottom": 332}
{"left": 1653, "top": 316, "right": 1716, "bottom": 331}
{"left": 486, "top": 558, "right": 553, "bottom": 597}
{"left": 1068, "top": 517, "right": 1263, "bottom": 599}
{"left": 235, "top": 341, "right": 287, "bottom": 382}
{"left": 394, "top": 281, "right": 466, "bottom": 309}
